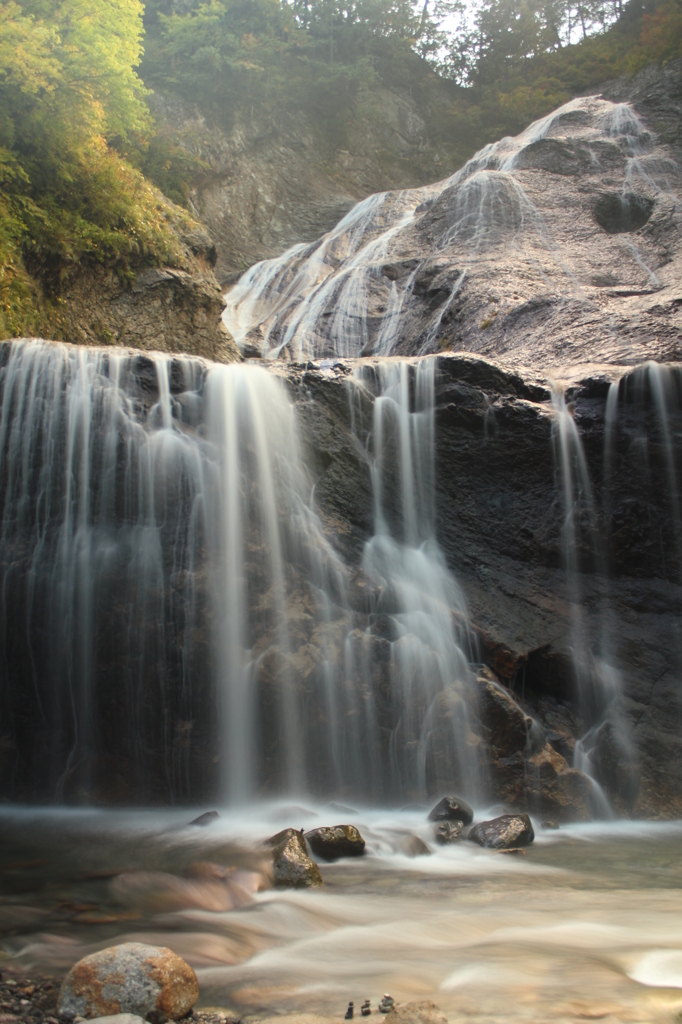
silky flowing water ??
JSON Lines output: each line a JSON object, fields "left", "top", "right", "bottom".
{"left": 2, "top": 807, "right": 682, "bottom": 1024}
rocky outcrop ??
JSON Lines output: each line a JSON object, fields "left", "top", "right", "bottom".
{"left": 61, "top": 256, "right": 240, "bottom": 363}
{"left": 222, "top": 73, "right": 682, "bottom": 367}
{"left": 149, "top": 88, "right": 459, "bottom": 283}
{"left": 286, "top": 353, "right": 682, "bottom": 818}
{"left": 57, "top": 943, "right": 198, "bottom": 1021}
{"left": 468, "top": 813, "right": 535, "bottom": 849}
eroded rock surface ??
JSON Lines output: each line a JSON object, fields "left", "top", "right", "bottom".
{"left": 468, "top": 813, "right": 535, "bottom": 849}
{"left": 223, "top": 68, "right": 682, "bottom": 370}
{"left": 271, "top": 832, "right": 323, "bottom": 888}
{"left": 434, "top": 821, "right": 463, "bottom": 844}
{"left": 306, "top": 825, "right": 366, "bottom": 861}
{"left": 57, "top": 942, "right": 198, "bottom": 1021}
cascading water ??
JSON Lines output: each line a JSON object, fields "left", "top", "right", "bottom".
{"left": 346, "top": 360, "right": 480, "bottom": 799}
{"left": 0, "top": 339, "right": 482, "bottom": 805}
{"left": 550, "top": 389, "right": 619, "bottom": 816}
{"left": 222, "top": 94, "right": 671, "bottom": 362}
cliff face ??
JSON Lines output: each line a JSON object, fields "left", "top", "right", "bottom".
{"left": 149, "top": 87, "right": 459, "bottom": 284}
{"left": 1, "top": 339, "right": 680, "bottom": 819}
{"left": 289, "top": 355, "right": 682, "bottom": 818}
{"left": 58, "top": 216, "right": 242, "bottom": 362}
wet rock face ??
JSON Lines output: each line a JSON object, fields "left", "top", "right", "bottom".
{"left": 57, "top": 943, "right": 198, "bottom": 1021}
{"left": 306, "top": 825, "right": 366, "bottom": 861}
{"left": 468, "top": 813, "right": 535, "bottom": 849}
{"left": 271, "top": 831, "right": 323, "bottom": 888}
{"left": 222, "top": 70, "right": 682, "bottom": 367}
{"left": 476, "top": 668, "right": 532, "bottom": 757}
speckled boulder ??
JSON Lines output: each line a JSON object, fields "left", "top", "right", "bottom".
{"left": 57, "top": 942, "right": 199, "bottom": 1021}
{"left": 467, "top": 813, "right": 535, "bottom": 850}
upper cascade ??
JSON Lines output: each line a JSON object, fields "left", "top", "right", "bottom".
{"left": 223, "top": 95, "right": 682, "bottom": 370}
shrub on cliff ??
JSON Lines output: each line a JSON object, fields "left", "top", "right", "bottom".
{"left": 0, "top": 0, "right": 190, "bottom": 338}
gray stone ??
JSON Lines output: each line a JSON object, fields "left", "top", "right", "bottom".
{"left": 188, "top": 810, "right": 220, "bottom": 826}
{"left": 57, "top": 942, "right": 199, "bottom": 1021}
{"left": 468, "top": 813, "right": 535, "bottom": 850}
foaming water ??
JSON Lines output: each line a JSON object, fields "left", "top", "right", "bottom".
{"left": 0, "top": 340, "right": 483, "bottom": 806}
{"left": 3, "top": 806, "right": 682, "bottom": 1024}
{"left": 222, "top": 94, "right": 672, "bottom": 360}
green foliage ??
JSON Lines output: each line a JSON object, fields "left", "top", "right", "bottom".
{"left": 0, "top": 0, "right": 190, "bottom": 339}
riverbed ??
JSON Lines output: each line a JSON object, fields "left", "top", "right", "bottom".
{"left": 2, "top": 805, "right": 682, "bottom": 1024}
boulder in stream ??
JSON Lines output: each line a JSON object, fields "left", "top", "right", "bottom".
{"left": 399, "top": 834, "right": 431, "bottom": 857}
{"left": 467, "top": 813, "right": 535, "bottom": 849}
{"left": 305, "top": 825, "right": 366, "bottom": 860}
{"left": 427, "top": 796, "right": 473, "bottom": 824}
{"left": 187, "top": 810, "right": 220, "bottom": 827}
{"left": 270, "top": 830, "right": 323, "bottom": 887}
{"left": 57, "top": 942, "right": 199, "bottom": 1021}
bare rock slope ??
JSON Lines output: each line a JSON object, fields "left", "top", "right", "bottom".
{"left": 223, "top": 68, "right": 682, "bottom": 373}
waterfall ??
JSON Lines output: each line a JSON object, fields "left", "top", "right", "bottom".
{"left": 550, "top": 362, "right": 682, "bottom": 814}
{"left": 550, "top": 388, "right": 617, "bottom": 817}
{"left": 221, "top": 94, "right": 665, "bottom": 362}
{"left": 0, "top": 339, "right": 482, "bottom": 805}
{"left": 346, "top": 360, "right": 480, "bottom": 799}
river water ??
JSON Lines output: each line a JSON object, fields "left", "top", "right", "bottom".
{"left": 2, "top": 806, "right": 682, "bottom": 1024}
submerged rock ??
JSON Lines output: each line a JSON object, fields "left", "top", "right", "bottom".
{"left": 188, "top": 810, "right": 220, "bottom": 826}
{"left": 433, "top": 821, "right": 463, "bottom": 844}
{"left": 57, "top": 942, "right": 198, "bottom": 1021}
{"left": 306, "top": 825, "right": 366, "bottom": 860}
{"left": 427, "top": 796, "right": 473, "bottom": 824}
{"left": 83, "top": 1016, "right": 145, "bottom": 1024}
{"left": 399, "top": 835, "right": 431, "bottom": 857}
{"left": 271, "top": 831, "right": 323, "bottom": 888}
{"left": 467, "top": 813, "right": 535, "bottom": 849}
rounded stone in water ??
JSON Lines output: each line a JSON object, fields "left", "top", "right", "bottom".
{"left": 427, "top": 796, "right": 473, "bottom": 824}
{"left": 57, "top": 942, "right": 199, "bottom": 1021}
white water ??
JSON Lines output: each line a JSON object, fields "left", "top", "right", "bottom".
{"left": 0, "top": 340, "right": 481, "bottom": 806}
{"left": 4, "top": 807, "right": 682, "bottom": 1024}
{"left": 222, "top": 95, "right": 667, "bottom": 361}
